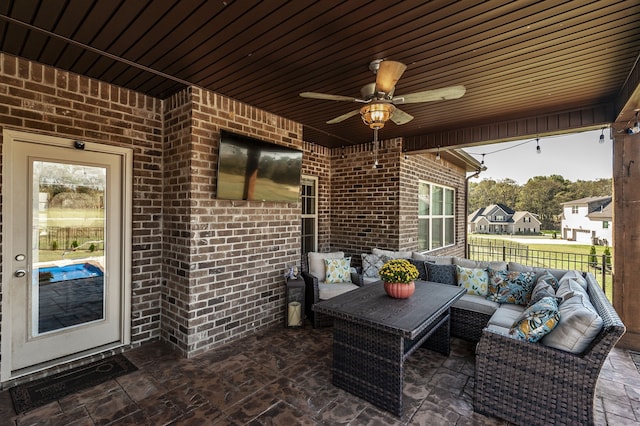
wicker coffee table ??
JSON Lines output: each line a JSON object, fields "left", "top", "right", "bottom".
{"left": 313, "top": 280, "right": 465, "bottom": 417}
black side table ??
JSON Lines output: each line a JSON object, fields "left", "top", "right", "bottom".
{"left": 285, "top": 277, "right": 305, "bottom": 327}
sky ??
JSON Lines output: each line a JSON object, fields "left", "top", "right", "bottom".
{"left": 463, "top": 129, "right": 613, "bottom": 185}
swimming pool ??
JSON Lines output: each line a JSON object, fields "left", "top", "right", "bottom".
{"left": 38, "top": 263, "right": 103, "bottom": 283}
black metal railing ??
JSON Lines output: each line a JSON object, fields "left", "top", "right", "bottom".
{"left": 38, "top": 226, "right": 104, "bottom": 251}
{"left": 468, "top": 240, "right": 612, "bottom": 299}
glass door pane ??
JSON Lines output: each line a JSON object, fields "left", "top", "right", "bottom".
{"left": 33, "top": 161, "right": 106, "bottom": 335}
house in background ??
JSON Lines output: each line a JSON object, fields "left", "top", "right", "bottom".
{"left": 468, "top": 204, "right": 541, "bottom": 235}
{"left": 561, "top": 196, "right": 613, "bottom": 245}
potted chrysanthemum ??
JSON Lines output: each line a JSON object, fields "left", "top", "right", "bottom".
{"left": 378, "top": 258, "right": 419, "bottom": 299}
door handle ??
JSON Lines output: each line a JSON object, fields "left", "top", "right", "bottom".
{"left": 14, "top": 270, "right": 26, "bottom": 278}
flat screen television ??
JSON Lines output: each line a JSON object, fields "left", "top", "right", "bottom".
{"left": 216, "top": 130, "right": 302, "bottom": 202}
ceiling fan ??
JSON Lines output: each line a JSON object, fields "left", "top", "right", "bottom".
{"left": 300, "top": 59, "right": 466, "bottom": 132}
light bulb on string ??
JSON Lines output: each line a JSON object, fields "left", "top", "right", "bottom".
{"left": 536, "top": 138, "right": 541, "bottom": 154}
{"left": 436, "top": 146, "right": 441, "bottom": 161}
{"left": 599, "top": 128, "right": 605, "bottom": 144}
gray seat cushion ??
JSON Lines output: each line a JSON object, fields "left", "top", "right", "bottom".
{"left": 318, "top": 282, "right": 360, "bottom": 300}
{"left": 488, "top": 304, "right": 526, "bottom": 328}
{"left": 452, "top": 294, "right": 500, "bottom": 316}
{"left": 372, "top": 248, "right": 413, "bottom": 259}
{"left": 454, "top": 257, "right": 507, "bottom": 270}
{"left": 542, "top": 285, "right": 603, "bottom": 354}
{"left": 508, "top": 262, "right": 567, "bottom": 282}
{"left": 412, "top": 252, "right": 453, "bottom": 265}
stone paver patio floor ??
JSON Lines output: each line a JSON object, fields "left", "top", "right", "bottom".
{"left": 1, "top": 325, "right": 639, "bottom": 425}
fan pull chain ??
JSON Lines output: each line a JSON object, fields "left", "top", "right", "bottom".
{"left": 373, "top": 128, "right": 379, "bottom": 168}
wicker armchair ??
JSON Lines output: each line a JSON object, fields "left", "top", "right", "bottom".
{"left": 474, "top": 272, "right": 625, "bottom": 426}
{"left": 301, "top": 252, "right": 364, "bottom": 328}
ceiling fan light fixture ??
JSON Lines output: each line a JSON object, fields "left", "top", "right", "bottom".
{"left": 360, "top": 102, "right": 395, "bottom": 129}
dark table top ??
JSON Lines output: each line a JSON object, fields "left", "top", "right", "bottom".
{"left": 313, "top": 280, "right": 465, "bottom": 339}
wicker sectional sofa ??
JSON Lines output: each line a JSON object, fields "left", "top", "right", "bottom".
{"left": 470, "top": 266, "right": 624, "bottom": 426}
{"left": 415, "top": 254, "right": 625, "bottom": 426}
{"left": 303, "top": 249, "right": 625, "bottom": 425}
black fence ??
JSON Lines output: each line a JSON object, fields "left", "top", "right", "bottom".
{"left": 39, "top": 226, "right": 104, "bottom": 251}
{"left": 468, "top": 239, "right": 612, "bottom": 298}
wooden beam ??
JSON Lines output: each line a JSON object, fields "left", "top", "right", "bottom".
{"left": 614, "top": 51, "right": 640, "bottom": 131}
{"left": 403, "top": 104, "right": 614, "bottom": 152}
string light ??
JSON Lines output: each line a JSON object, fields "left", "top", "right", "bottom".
{"left": 599, "top": 128, "right": 605, "bottom": 144}
{"left": 468, "top": 129, "right": 607, "bottom": 167}
{"left": 436, "top": 146, "right": 441, "bottom": 161}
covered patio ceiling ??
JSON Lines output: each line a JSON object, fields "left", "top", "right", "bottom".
{"left": 1, "top": 1, "right": 640, "bottom": 150}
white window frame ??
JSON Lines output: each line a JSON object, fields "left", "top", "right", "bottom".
{"left": 301, "top": 175, "right": 318, "bottom": 254}
{"left": 418, "top": 181, "right": 455, "bottom": 251}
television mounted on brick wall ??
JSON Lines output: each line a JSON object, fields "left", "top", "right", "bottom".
{"left": 216, "top": 130, "right": 302, "bottom": 202}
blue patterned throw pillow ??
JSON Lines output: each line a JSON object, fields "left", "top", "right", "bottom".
{"left": 510, "top": 296, "right": 560, "bottom": 342}
{"left": 487, "top": 268, "right": 536, "bottom": 305}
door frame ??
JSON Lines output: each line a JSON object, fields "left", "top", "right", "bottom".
{"left": 1, "top": 129, "right": 133, "bottom": 382}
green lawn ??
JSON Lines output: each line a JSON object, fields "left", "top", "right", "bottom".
{"left": 41, "top": 208, "right": 104, "bottom": 227}
{"left": 38, "top": 249, "right": 104, "bottom": 263}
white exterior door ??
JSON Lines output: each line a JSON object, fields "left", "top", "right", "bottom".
{"left": 1, "top": 130, "right": 132, "bottom": 381}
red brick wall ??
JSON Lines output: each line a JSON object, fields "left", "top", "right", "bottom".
{"left": 161, "top": 89, "right": 194, "bottom": 353}
{"left": 329, "top": 138, "right": 467, "bottom": 262}
{"left": 0, "top": 54, "right": 303, "bottom": 361}
{"left": 162, "top": 87, "right": 303, "bottom": 356}
{"left": 330, "top": 139, "right": 402, "bottom": 260}
{"left": 0, "top": 52, "right": 468, "bottom": 369}
{"left": 0, "top": 53, "right": 165, "bottom": 353}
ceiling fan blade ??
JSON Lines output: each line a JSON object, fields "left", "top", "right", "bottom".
{"left": 375, "top": 60, "right": 407, "bottom": 94}
{"left": 299, "top": 92, "right": 358, "bottom": 102}
{"left": 390, "top": 108, "right": 414, "bottom": 125}
{"left": 393, "top": 85, "right": 466, "bottom": 104}
{"left": 327, "top": 109, "right": 360, "bottom": 124}
{"left": 360, "top": 82, "right": 376, "bottom": 99}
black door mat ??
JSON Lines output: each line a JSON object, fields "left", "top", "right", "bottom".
{"left": 9, "top": 354, "right": 137, "bottom": 414}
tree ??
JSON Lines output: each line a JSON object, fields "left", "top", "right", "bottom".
{"left": 468, "top": 178, "right": 519, "bottom": 212}
{"left": 589, "top": 246, "right": 598, "bottom": 267}
{"left": 468, "top": 175, "right": 612, "bottom": 231}
{"left": 565, "top": 178, "right": 612, "bottom": 201}
{"left": 516, "top": 175, "right": 569, "bottom": 229}
{"left": 603, "top": 246, "right": 612, "bottom": 270}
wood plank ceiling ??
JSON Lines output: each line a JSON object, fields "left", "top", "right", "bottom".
{"left": 1, "top": 1, "right": 639, "bottom": 149}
